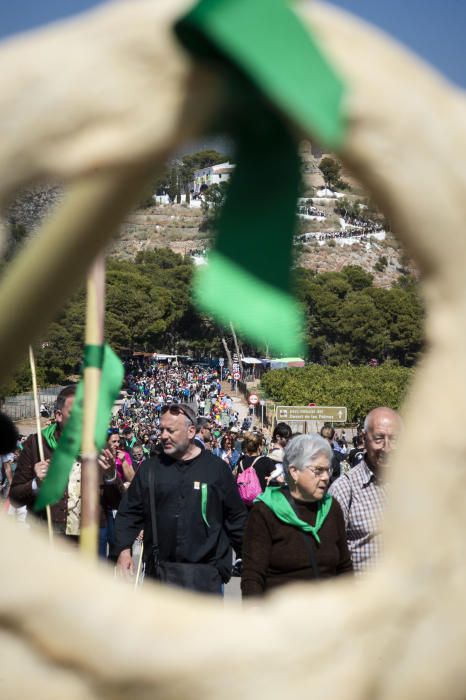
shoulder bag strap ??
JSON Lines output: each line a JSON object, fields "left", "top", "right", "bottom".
{"left": 250, "top": 455, "right": 262, "bottom": 469}
{"left": 300, "top": 532, "right": 320, "bottom": 579}
{"left": 240, "top": 455, "right": 261, "bottom": 472}
{"left": 148, "top": 464, "right": 159, "bottom": 566}
{"left": 284, "top": 489, "right": 320, "bottom": 580}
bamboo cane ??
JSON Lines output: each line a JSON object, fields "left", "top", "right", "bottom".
{"left": 134, "top": 541, "right": 144, "bottom": 589}
{"left": 80, "top": 255, "right": 106, "bottom": 558}
{"left": 28, "top": 345, "right": 53, "bottom": 542}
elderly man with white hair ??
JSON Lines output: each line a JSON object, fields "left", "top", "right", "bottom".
{"left": 329, "top": 406, "right": 402, "bottom": 574}
{"left": 241, "top": 433, "right": 353, "bottom": 597}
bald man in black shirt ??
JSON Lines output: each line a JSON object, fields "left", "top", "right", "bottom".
{"left": 115, "top": 403, "right": 247, "bottom": 593}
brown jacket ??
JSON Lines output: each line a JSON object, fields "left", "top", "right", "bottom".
{"left": 241, "top": 496, "right": 353, "bottom": 597}
{"left": 10, "top": 432, "right": 125, "bottom": 533}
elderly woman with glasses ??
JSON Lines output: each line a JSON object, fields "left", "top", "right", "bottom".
{"left": 241, "top": 434, "right": 352, "bottom": 597}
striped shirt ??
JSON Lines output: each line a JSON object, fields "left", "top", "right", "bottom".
{"left": 329, "top": 459, "right": 387, "bottom": 574}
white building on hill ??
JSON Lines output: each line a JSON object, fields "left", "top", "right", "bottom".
{"left": 192, "top": 162, "right": 235, "bottom": 194}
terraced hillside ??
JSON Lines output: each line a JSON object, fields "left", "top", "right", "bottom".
{"left": 112, "top": 197, "right": 414, "bottom": 287}
{"left": 5, "top": 176, "right": 415, "bottom": 288}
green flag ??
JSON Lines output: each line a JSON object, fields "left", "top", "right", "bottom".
{"left": 34, "top": 344, "right": 124, "bottom": 511}
{"left": 175, "top": 0, "right": 346, "bottom": 355}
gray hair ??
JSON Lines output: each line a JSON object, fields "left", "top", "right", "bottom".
{"left": 282, "top": 434, "right": 333, "bottom": 481}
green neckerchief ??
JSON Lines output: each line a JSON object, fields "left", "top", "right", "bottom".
{"left": 256, "top": 487, "right": 332, "bottom": 543}
{"left": 42, "top": 422, "right": 59, "bottom": 451}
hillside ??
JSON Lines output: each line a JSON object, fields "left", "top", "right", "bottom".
{"left": 111, "top": 197, "right": 414, "bottom": 288}
{"left": 5, "top": 144, "right": 416, "bottom": 287}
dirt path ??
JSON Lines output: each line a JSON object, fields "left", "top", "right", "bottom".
{"left": 14, "top": 416, "right": 49, "bottom": 436}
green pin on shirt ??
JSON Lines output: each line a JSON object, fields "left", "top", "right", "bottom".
{"left": 201, "top": 482, "right": 210, "bottom": 528}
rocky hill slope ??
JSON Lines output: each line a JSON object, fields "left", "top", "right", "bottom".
{"left": 110, "top": 199, "right": 414, "bottom": 287}
{"left": 5, "top": 181, "right": 415, "bottom": 288}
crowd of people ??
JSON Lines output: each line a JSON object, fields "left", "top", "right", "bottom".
{"left": 110, "top": 359, "right": 242, "bottom": 457}
{"left": 1, "top": 356, "right": 402, "bottom": 597}
{"left": 298, "top": 204, "right": 326, "bottom": 218}
{"left": 298, "top": 225, "right": 384, "bottom": 244}
{"left": 341, "top": 214, "right": 384, "bottom": 232}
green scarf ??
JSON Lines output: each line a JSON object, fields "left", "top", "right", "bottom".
{"left": 42, "top": 422, "right": 59, "bottom": 450}
{"left": 256, "top": 487, "right": 332, "bottom": 543}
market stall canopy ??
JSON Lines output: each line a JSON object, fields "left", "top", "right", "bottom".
{"left": 265, "top": 357, "right": 305, "bottom": 369}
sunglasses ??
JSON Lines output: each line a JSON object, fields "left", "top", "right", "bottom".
{"left": 161, "top": 404, "right": 196, "bottom": 426}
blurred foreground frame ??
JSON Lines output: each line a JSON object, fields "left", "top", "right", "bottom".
{"left": 0, "top": 1, "right": 465, "bottom": 699}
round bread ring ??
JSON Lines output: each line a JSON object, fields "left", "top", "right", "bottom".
{"left": 0, "top": 2, "right": 465, "bottom": 699}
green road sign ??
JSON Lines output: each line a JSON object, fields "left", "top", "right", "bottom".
{"left": 276, "top": 405, "right": 347, "bottom": 422}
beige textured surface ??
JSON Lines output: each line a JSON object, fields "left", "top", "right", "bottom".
{"left": 0, "top": 0, "right": 215, "bottom": 201}
{"left": 0, "top": 1, "right": 465, "bottom": 698}
{"left": 0, "top": 0, "right": 219, "bottom": 380}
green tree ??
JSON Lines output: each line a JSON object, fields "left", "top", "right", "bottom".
{"left": 199, "top": 181, "right": 229, "bottom": 235}
{"left": 261, "top": 363, "right": 414, "bottom": 422}
{"left": 341, "top": 265, "right": 374, "bottom": 291}
{"left": 294, "top": 265, "right": 423, "bottom": 366}
{"left": 135, "top": 151, "right": 229, "bottom": 208}
{"left": 181, "top": 150, "right": 228, "bottom": 171}
{"left": 167, "top": 166, "right": 179, "bottom": 203}
{"left": 374, "top": 255, "right": 388, "bottom": 272}
{"left": 318, "top": 157, "right": 342, "bottom": 189}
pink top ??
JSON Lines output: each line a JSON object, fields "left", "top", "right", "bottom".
{"left": 115, "top": 451, "right": 133, "bottom": 481}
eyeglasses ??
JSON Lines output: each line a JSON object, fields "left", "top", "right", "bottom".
{"left": 161, "top": 404, "right": 196, "bottom": 426}
{"left": 107, "top": 428, "right": 120, "bottom": 435}
{"left": 305, "top": 465, "right": 331, "bottom": 478}
{"left": 369, "top": 434, "right": 398, "bottom": 447}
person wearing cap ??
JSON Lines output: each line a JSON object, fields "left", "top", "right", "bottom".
{"left": 114, "top": 403, "right": 247, "bottom": 594}
{"left": 122, "top": 427, "right": 137, "bottom": 452}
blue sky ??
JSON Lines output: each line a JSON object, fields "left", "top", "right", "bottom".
{"left": 0, "top": 0, "right": 464, "bottom": 88}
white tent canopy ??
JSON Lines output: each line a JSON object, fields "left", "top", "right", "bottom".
{"left": 241, "top": 357, "right": 262, "bottom": 364}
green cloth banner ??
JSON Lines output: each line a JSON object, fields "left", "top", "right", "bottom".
{"left": 34, "top": 344, "right": 124, "bottom": 511}
{"left": 256, "top": 486, "right": 332, "bottom": 543}
{"left": 175, "top": 0, "right": 346, "bottom": 355}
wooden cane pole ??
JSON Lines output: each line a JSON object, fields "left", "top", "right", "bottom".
{"left": 134, "top": 541, "right": 144, "bottom": 589}
{"left": 29, "top": 345, "right": 54, "bottom": 542}
{"left": 80, "top": 255, "right": 105, "bottom": 558}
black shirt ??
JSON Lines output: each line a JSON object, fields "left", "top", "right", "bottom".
{"left": 114, "top": 449, "right": 247, "bottom": 582}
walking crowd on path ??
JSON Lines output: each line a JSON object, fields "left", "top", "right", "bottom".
{"left": 1, "top": 356, "right": 402, "bottom": 597}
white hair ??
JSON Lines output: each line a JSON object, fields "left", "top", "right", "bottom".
{"left": 282, "top": 434, "right": 332, "bottom": 480}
